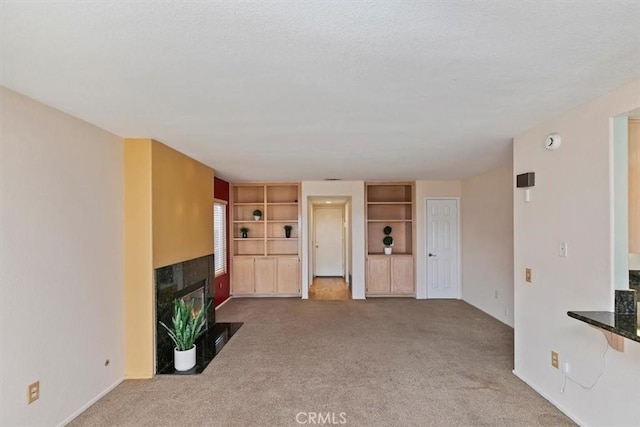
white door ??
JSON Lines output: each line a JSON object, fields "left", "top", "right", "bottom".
{"left": 426, "top": 199, "right": 459, "bottom": 299}
{"left": 314, "top": 207, "right": 344, "bottom": 276}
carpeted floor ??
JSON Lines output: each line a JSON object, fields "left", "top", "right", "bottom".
{"left": 71, "top": 299, "right": 573, "bottom": 426}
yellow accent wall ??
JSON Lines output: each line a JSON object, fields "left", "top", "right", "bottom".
{"left": 152, "top": 141, "right": 214, "bottom": 268}
{"left": 124, "top": 138, "right": 214, "bottom": 378}
{"left": 630, "top": 120, "right": 639, "bottom": 254}
{"left": 124, "top": 139, "right": 154, "bottom": 379}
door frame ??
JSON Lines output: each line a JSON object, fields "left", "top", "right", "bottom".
{"left": 312, "top": 205, "right": 345, "bottom": 278}
{"left": 425, "top": 197, "right": 462, "bottom": 299}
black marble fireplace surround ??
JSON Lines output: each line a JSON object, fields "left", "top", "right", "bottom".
{"left": 155, "top": 254, "right": 242, "bottom": 375}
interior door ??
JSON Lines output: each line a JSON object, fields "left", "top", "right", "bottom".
{"left": 314, "top": 206, "right": 344, "bottom": 276}
{"left": 426, "top": 199, "right": 460, "bottom": 299}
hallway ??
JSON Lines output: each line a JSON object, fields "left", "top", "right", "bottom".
{"left": 309, "top": 277, "right": 351, "bottom": 300}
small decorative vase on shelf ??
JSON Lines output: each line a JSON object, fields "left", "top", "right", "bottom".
{"left": 253, "top": 209, "right": 262, "bottom": 221}
{"left": 240, "top": 227, "right": 249, "bottom": 238}
{"left": 284, "top": 225, "right": 292, "bottom": 238}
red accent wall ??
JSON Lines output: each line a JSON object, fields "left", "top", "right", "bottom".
{"left": 214, "top": 177, "right": 230, "bottom": 307}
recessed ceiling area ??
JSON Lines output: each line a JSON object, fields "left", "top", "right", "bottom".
{"left": 2, "top": 1, "right": 640, "bottom": 182}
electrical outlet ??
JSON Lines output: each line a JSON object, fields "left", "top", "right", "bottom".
{"left": 551, "top": 351, "right": 559, "bottom": 369}
{"left": 27, "top": 381, "right": 39, "bottom": 404}
{"left": 525, "top": 268, "right": 532, "bottom": 283}
{"left": 494, "top": 290, "right": 499, "bottom": 299}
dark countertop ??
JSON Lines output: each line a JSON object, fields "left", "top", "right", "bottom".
{"left": 567, "top": 311, "right": 639, "bottom": 343}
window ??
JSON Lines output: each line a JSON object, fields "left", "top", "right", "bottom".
{"left": 214, "top": 201, "right": 227, "bottom": 276}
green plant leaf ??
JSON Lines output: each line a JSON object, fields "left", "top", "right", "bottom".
{"left": 159, "top": 298, "right": 212, "bottom": 351}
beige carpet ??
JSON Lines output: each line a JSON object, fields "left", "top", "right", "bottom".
{"left": 71, "top": 299, "right": 573, "bottom": 426}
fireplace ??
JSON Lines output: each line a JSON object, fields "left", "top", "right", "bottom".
{"left": 155, "top": 254, "right": 241, "bottom": 375}
{"left": 175, "top": 279, "right": 206, "bottom": 322}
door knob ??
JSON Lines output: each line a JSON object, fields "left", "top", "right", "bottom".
{"left": 428, "top": 253, "right": 437, "bottom": 257}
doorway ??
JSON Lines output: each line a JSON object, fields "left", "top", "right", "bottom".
{"left": 313, "top": 205, "right": 344, "bottom": 277}
{"left": 309, "top": 200, "right": 352, "bottom": 300}
{"left": 426, "top": 198, "right": 460, "bottom": 299}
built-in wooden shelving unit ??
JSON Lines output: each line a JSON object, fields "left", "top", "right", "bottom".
{"left": 230, "top": 183, "right": 301, "bottom": 296}
{"left": 365, "top": 182, "right": 416, "bottom": 296}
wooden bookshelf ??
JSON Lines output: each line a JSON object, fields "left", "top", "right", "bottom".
{"left": 230, "top": 183, "right": 301, "bottom": 296}
{"left": 365, "top": 182, "right": 415, "bottom": 296}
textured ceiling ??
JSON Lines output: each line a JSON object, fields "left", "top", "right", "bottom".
{"left": 2, "top": 1, "right": 640, "bottom": 182}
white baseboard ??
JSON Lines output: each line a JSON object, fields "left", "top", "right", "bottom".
{"left": 512, "top": 369, "right": 586, "bottom": 427}
{"left": 58, "top": 377, "right": 124, "bottom": 427}
{"left": 215, "top": 296, "right": 232, "bottom": 309}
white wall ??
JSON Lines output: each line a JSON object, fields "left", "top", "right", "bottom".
{"left": 344, "top": 199, "right": 351, "bottom": 283}
{"left": 415, "top": 180, "right": 462, "bottom": 298}
{"left": 461, "top": 162, "right": 514, "bottom": 327}
{"left": 613, "top": 116, "right": 629, "bottom": 289}
{"left": 513, "top": 78, "right": 640, "bottom": 426}
{"left": 301, "top": 182, "right": 365, "bottom": 299}
{"left": 0, "top": 88, "right": 124, "bottom": 425}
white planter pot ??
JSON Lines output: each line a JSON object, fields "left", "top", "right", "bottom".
{"left": 384, "top": 247, "right": 392, "bottom": 255}
{"left": 174, "top": 345, "right": 196, "bottom": 371}
{"left": 254, "top": 216, "right": 261, "bottom": 221}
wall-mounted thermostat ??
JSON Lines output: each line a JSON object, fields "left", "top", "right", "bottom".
{"left": 544, "top": 133, "right": 561, "bottom": 150}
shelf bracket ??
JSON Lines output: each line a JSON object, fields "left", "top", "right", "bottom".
{"left": 589, "top": 325, "right": 625, "bottom": 352}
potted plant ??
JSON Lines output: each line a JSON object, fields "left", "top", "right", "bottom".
{"left": 240, "top": 226, "right": 249, "bottom": 238}
{"left": 252, "top": 209, "right": 262, "bottom": 221}
{"left": 284, "top": 225, "right": 292, "bottom": 238}
{"left": 159, "top": 298, "right": 211, "bottom": 371}
{"left": 383, "top": 225, "right": 393, "bottom": 255}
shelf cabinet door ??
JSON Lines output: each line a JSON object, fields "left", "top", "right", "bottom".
{"left": 277, "top": 257, "right": 300, "bottom": 294}
{"left": 366, "top": 256, "right": 390, "bottom": 294}
{"left": 255, "top": 257, "right": 277, "bottom": 294}
{"left": 391, "top": 255, "right": 414, "bottom": 294}
{"left": 232, "top": 257, "right": 255, "bottom": 295}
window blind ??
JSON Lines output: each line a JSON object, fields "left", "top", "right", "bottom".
{"left": 214, "top": 202, "right": 227, "bottom": 276}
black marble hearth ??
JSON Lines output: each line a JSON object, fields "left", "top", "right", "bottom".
{"left": 155, "top": 254, "right": 240, "bottom": 375}
{"left": 157, "top": 322, "right": 243, "bottom": 375}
